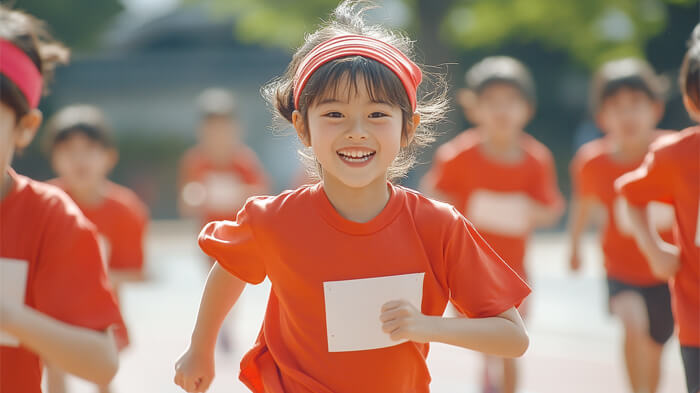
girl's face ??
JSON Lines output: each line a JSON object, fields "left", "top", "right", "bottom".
{"left": 294, "top": 75, "right": 414, "bottom": 189}
{"left": 51, "top": 133, "right": 116, "bottom": 192}
{"left": 597, "top": 87, "right": 663, "bottom": 143}
{"left": 471, "top": 83, "right": 532, "bottom": 142}
{"left": 0, "top": 102, "right": 40, "bottom": 180}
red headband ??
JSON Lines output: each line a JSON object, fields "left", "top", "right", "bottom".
{"left": 293, "top": 35, "right": 422, "bottom": 111}
{"left": 0, "top": 39, "right": 43, "bottom": 109}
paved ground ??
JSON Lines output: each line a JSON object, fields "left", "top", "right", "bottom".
{"left": 57, "top": 221, "right": 687, "bottom": 393}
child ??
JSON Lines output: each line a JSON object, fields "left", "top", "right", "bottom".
{"left": 174, "top": 2, "right": 530, "bottom": 392}
{"left": 44, "top": 104, "right": 149, "bottom": 393}
{"left": 616, "top": 25, "right": 700, "bottom": 393}
{"left": 421, "top": 56, "right": 564, "bottom": 393}
{"left": 568, "top": 58, "right": 675, "bottom": 393}
{"left": 178, "top": 87, "right": 269, "bottom": 227}
{"left": 0, "top": 6, "right": 122, "bottom": 393}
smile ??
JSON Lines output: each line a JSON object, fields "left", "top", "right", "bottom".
{"left": 337, "top": 148, "right": 376, "bottom": 164}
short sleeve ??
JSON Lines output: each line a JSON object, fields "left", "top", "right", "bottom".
{"left": 444, "top": 210, "right": 531, "bottom": 318}
{"left": 530, "top": 150, "right": 564, "bottom": 208}
{"left": 198, "top": 199, "right": 267, "bottom": 284}
{"left": 615, "top": 148, "right": 674, "bottom": 206}
{"left": 33, "top": 204, "right": 122, "bottom": 331}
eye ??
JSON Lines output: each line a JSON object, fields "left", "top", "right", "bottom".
{"left": 323, "top": 111, "right": 343, "bottom": 118}
{"left": 369, "top": 112, "right": 388, "bottom": 118}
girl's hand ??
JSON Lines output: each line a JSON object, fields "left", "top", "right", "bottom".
{"left": 174, "top": 346, "right": 215, "bottom": 393}
{"left": 380, "top": 300, "right": 435, "bottom": 343}
{"left": 568, "top": 247, "right": 582, "bottom": 272}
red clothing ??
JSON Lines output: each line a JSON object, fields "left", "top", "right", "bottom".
{"left": 423, "top": 129, "right": 563, "bottom": 278}
{"left": 616, "top": 127, "right": 700, "bottom": 346}
{"left": 571, "top": 134, "right": 676, "bottom": 286}
{"left": 199, "top": 183, "right": 530, "bottom": 393}
{"left": 0, "top": 169, "right": 122, "bottom": 393}
{"left": 52, "top": 180, "right": 149, "bottom": 348}
{"left": 179, "top": 145, "right": 268, "bottom": 224}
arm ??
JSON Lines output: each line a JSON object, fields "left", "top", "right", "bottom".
{"left": 0, "top": 302, "right": 118, "bottom": 385}
{"left": 624, "top": 203, "right": 679, "bottom": 280}
{"left": 566, "top": 196, "right": 596, "bottom": 272}
{"left": 381, "top": 301, "right": 528, "bottom": 358}
{"left": 530, "top": 200, "right": 564, "bottom": 229}
{"left": 174, "top": 263, "right": 246, "bottom": 393}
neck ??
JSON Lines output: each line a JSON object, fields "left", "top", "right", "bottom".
{"left": 480, "top": 129, "right": 522, "bottom": 162}
{"left": 67, "top": 181, "right": 105, "bottom": 207}
{"left": 321, "top": 173, "right": 390, "bottom": 223}
{"left": 614, "top": 132, "right": 654, "bottom": 161}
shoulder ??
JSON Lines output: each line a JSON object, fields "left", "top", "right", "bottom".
{"left": 572, "top": 138, "right": 607, "bottom": 170}
{"left": 434, "top": 129, "right": 481, "bottom": 163}
{"left": 241, "top": 184, "right": 314, "bottom": 219}
{"left": 651, "top": 127, "right": 699, "bottom": 155}
{"left": 17, "top": 174, "right": 94, "bottom": 232}
{"left": 395, "top": 185, "right": 463, "bottom": 228}
{"left": 104, "top": 182, "right": 149, "bottom": 220}
{"left": 522, "top": 133, "right": 555, "bottom": 166}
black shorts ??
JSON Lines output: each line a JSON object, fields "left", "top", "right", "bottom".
{"left": 681, "top": 346, "right": 699, "bottom": 393}
{"left": 606, "top": 278, "right": 674, "bottom": 345}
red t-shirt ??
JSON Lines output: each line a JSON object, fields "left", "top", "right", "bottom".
{"left": 0, "top": 169, "right": 122, "bottom": 393}
{"left": 616, "top": 127, "right": 700, "bottom": 346}
{"left": 52, "top": 179, "right": 149, "bottom": 349}
{"left": 571, "top": 134, "right": 676, "bottom": 286}
{"left": 199, "top": 183, "right": 531, "bottom": 393}
{"left": 179, "top": 145, "right": 269, "bottom": 224}
{"left": 422, "top": 130, "right": 564, "bottom": 278}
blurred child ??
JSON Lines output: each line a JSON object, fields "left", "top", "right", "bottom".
{"left": 0, "top": 6, "right": 122, "bottom": 393}
{"left": 178, "top": 88, "right": 269, "bottom": 226}
{"left": 44, "top": 105, "right": 149, "bottom": 393}
{"left": 421, "top": 56, "right": 564, "bottom": 393}
{"left": 174, "top": 2, "right": 531, "bottom": 392}
{"left": 568, "top": 58, "right": 675, "bottom": 393}
{"left": 616, "top": 26, "right": 700, "bottom": 393}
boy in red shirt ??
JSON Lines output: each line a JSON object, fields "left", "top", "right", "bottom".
{"left": 422, "top": 56, "right": 564, "bottom": 393}
{"left": 44, "top": 104, "right": 149, "bottom": 393}
{"left": 178, "top": 88, "right": 269, "bottom": 226}
{"left": 0, "top": 6, "right": 122, "bottom": 393}
{"left": 616, "top": 26, "right": 700, "bottom": 393}
{"left": 568, "top": 58, "right": 675, "bottom": 393}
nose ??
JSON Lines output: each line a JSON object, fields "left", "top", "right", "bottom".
{"left": 345, "top": 118, "right": 368, "bottom": 140}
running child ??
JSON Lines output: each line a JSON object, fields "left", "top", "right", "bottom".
{"left": 0, "top": 6, "right": 122, "bottom": 393}
{"left": 568, "top": 58, "right": 675, "bottom": 393}
{"left": 44, "top": 104, "right": 149, "bottom": 393}
{"left": 616, "top": 25, "right": 700, "bottom": 393}
{"left": 174, "top": 2, "right": 531, "bottom": 392}
{"left": 421, "top": 56, "right": 564, "bottom": 393}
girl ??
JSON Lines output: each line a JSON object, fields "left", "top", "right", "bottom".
{"left": 421, "top": 56, "right": 564, "bottom": 393}
{"left": 616, "top": 24, "right": 700, "bottom": 393}
{"left": 567, "top": 58, "right": 675, "bottom": 393}
{"left": 0, "top": 6, "right": 122, "bottom": 393}
{"left": 44, "top": 104, "right": 150, "bottom": 393}
{"left": 174, "top": 2, "right": 530, "bottom": 393}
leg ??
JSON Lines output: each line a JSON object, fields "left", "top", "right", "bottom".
{"left": 501, "top": 357, "right": 517, "bottom": 393}
{"left": 96, "top": 383, "right": 112, "bottom": 393}
{"left": 481, "top": 354, "right": 500, "bottom": 393}
{"left": 45, "top": 363, "right": 67, "bottom": 393}
{"left": 681, "top": 346, "right": 700, "bottom": 393}
{"left": 643, "top": 283, "right": 675, "bottom": 393}
{"left": 610, "top": 290, "right": 651, "bottom": 393}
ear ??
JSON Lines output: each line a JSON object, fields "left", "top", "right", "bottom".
{"left": 594, "top": 110, "right": 608, "bottom": 134}
{"left": 401, "top": 113, "right": 421, "bottom": 148}
{"left": 683, "top": 95, "right": 700, "bottom": 122}
{"left": 456, "top": 88, "right": 478, "bottom": 123}
{"left": 292, "top": 110, "right": 311, "bottom": 147}
{"left": 652, "top": 100, "right": 665, "bottom": 123}
{"left": 15, "top": 109, "right": 42, "bottom": 149}
{"left": 106, "top": 148, "right": 119, "bottom": 172}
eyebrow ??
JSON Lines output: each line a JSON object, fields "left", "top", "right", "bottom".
{"left": 315, "top": 97, "right": 393, "bottom": 106}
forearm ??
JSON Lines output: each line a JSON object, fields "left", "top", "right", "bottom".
{"left": 567, "top": 197, "right": 593, "bottom": 250}
{"left": 530, "top": 202, "right": 564, "bottom": 229}
{"left": 2, "top": 305, "right": 118, "bottom": 385}
{"left": 189, "top": 263, "right": 246, "bottom": 351}
{"left": 426, "top": 309, "right": 529, "bottom": 358}
{"left": 626, "top": 205, "right": 678, "bottom": 261}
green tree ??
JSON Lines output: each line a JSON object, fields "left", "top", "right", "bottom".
{"left": 11, "top": 0, "right": 124, "bottom": 49}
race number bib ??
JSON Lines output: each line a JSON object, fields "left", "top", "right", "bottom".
{"left": 613, "top": 197, "right": 675, "bottom": 235}
{"left": 203, "top": 172, "right": 245, "bottom": 212}
{"left": 0, "top": 258, "right": 28, "bottom": 347}
{"left": 323, "top": 273, "right": 424, "bottom": 352}
{"left": 466, "top": 190, "right": 531, "bottom": 236}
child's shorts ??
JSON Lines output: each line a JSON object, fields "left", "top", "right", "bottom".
{"left": 681, "top": 346, "right": 699, "bottom": 393}
{"left": 606, "top": 278, "right": 674, "bottom": 345}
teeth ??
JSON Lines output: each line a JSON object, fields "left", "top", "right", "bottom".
{"left": 338, "top": 150, "right": 374, "bottom": 162}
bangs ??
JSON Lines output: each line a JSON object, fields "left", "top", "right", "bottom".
{"left": 298, "top": 56, "right": 410, "bottom": 112}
